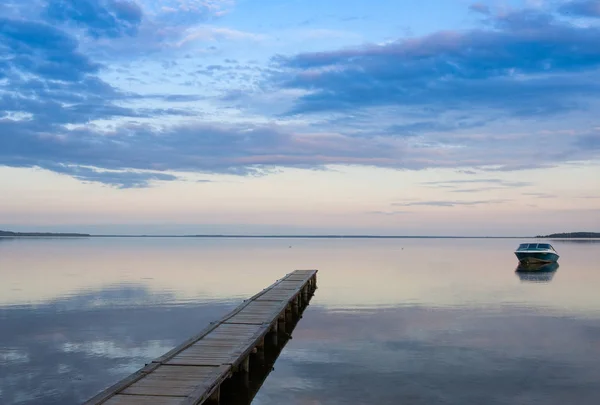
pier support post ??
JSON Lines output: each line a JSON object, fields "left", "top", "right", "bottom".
{"left": 292, "top": 295, "right": 299, "bottom": 318}
{"left": 277, "top": 313, "right": 286, "bottom": 336}
{"left": 283, "top": 303, "right": 293, "bottom": 326}
{"left": 302, "top": 287, "right": 309, "bottom": 306}
{"left": 254, "top": 337, "right": 265, "bottom": 363}
{"left": 268, "top": 322, "right": 278, "bottom": 346}
{"left": 241, "top": 356, "right": 250, "bottom": 373}
{"left": 239, "top": 357, "right": 250, "bottom": 388}
{"left": 207, "top": 386, "right": 220, "bottom": 405}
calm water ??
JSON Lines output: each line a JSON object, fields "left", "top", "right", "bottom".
{"left": 1, "top": 237, "right": 599, "bottom": 405}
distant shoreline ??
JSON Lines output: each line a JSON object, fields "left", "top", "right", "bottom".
{"left": 535, "top": 232, "right": 600, "bottom": 239}
{"left": 2, "top": 230, "right": 598, "bottom": 239}
{"left": 0, "top": 230, "right": 91, "bottom": 237}
{"left": 0, "top": 230, "right": 523, "bottom": 238}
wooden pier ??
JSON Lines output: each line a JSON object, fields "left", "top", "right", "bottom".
{"left": 83, "top": 270, "right": 318, "bottom": 405}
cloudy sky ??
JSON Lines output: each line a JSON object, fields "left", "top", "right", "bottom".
{"left": 1, "top": 0, "right": 599, "bottom": 235}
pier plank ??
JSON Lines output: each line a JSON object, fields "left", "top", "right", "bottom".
{"left": 223, "top": 301, "right": 286, "bottom": 325}
{"left": 121, "top": 365, "right": 227, "bottom": 397}
{"left": 268, "top": 280, "right": 308, "bottom": 290}
{"left": 255, "top": 289, "right": 301, "bottom": 301}
{"left": 103, "top": 395, "right": 183, "bottom": 405}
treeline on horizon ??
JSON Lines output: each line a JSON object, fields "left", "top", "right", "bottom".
{"left": 0, "top": 230, "right": 91, "bottom": 237}
{"left": 536, "top": 232, "right": 600, "bottom": 238}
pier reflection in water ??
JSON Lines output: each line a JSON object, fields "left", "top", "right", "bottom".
{"left": 515, "top": 262, "right": 559, "bottom": 283}
{"left": 220, "top": 294, "right": 312, "bottom": 405}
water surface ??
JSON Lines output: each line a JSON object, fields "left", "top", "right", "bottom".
{"left": 1, "top": 237, "right": 599, "bottom": 404}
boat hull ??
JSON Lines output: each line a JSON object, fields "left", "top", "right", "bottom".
{"left": 514, "top": 252, "right": 559, "bottom": 264}
{"left": 516, "top": 261, "right": 559, "bottom": 273}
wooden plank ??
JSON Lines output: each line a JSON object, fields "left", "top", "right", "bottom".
{"left": 288, "top": 269, "right": 317, "bottom": 274}
{"left": 255, "top": 289, "right": 301, "bottom": 302}
{"left": 287, "top": 270, "right": 317, "bottom": 284}
{"left": 223, "top": 300, "right": 287, "bottom": 325}
{"left": 82, "top": 363, "right": 160, "bottom": 405}
{"left": 284, "top": 272, "right": 317, "bottom": 282}
{"left": 270, "top": 280, "right": 308, "bottom": 290}
{"left": 121, "top": 365, "right": 228, "bottom": 397}
{"left": 166, "top": 323, "right": 263, "bottom": 366}
{"left": 102, "top": 395, "right": 183, "bottom": 405}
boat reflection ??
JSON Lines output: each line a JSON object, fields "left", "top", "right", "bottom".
{"left": 515, "top": 262, "right": 559, "bottom": 283}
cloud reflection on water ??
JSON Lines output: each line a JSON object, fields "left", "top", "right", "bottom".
{"left": 0, "top": 285, "right": 236, "bottom": 405}
{"left": 255, "top": 305, "right": 600, "bottom": 405}
{"left": 1, "top": 285, "right": 600, "bottom": 405}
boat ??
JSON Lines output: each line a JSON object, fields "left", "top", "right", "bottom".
{"left": 514, "top": 243, "right": 559, "bottom": 264}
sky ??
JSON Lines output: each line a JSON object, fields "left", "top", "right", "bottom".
{"left": 0, "top": 0, "right": 599, "bottom": 236}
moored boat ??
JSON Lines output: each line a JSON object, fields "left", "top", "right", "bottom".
{"left": 514, "top": 243, "right": 559, "bottom": 264}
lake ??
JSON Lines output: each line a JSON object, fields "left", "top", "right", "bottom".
{"left": 1, "top": 237, "right": 599, "bottom": 405}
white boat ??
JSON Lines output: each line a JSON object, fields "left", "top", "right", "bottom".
{"left": 514, "top": 243, "right": 559, "bottom": 264}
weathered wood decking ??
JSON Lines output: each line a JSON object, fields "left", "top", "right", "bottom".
{"left": 83, "top": 270, "right": 318, "bottom": 405}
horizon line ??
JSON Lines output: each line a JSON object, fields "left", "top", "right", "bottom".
{"left": 0, "top": 233, "right": 550, "bottom": 239}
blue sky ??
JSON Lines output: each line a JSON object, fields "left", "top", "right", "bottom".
{"left": 1, "top": 0, "right": 599, "bottom": 235}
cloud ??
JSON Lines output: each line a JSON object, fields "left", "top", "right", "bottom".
{"left": 0, "top": 120, "right": 404, "bottom": 180}
{"left": 2, "top": 113, "right": 599, "bottom": 187}
{"left": 97, "top": 1, "right": 239, "bottom": 55}
{"left": 2, "top": 2, "right": 600, "bottom": 187}
{"left": 576, "top": 131, "right": 600, "bottom": 149}
{"left": 469, "top": 3, "right": 491, "bottom": 15}
{"left": 45, "top": 0, "right": 143, "bottom": 38}
{"left": 0, "top": 77, "right": 192, "bottom": 127}
{"left": 0, "top": 18, "right": 167, "bottom": 131}
{"left": 45, "top": 164, "right": 179, "bottom": 188}
{"left": 522, "top": 192, "right": 556, "bottom": 199}
{"left": 0, "top": 17, "right": 193, "bottom": 190}
{"left": 0, "top": 0, "right": 46, "bottom": 18}
{"left": 0, "top": 285, "right": 235, "bottom": 405}
{"left": 35, "top": 0, "right": 240, "bottom": 59}
{"left": 176, "top": 26, "right": 265, "bottom": 47}
{"left": 422, "top": 179, "right": 533, "bottom": 188}
{"left": 272, "top": 307, "right": 600, "bottom": 405}
{"left": 136, "top": 93, "right": 207, "bottom": 102}
{"left": 0, "top": 18, "right": 100, "bottom": 81}
{"left": 385, "top": 118, "right": 492, "bottom": 137}
{"left": 393, "top": 199, "right": 509, "bottom": 207}
{"left": 559, "top": 0, "right": 600, "bottom": 18}
{"left": 0, "top": 17, "right": 127, "bottom": 123}
{"left": 294, "top": 28, "right": 361, "bottom": 41}
{"left": 450, "top": 187, "right": 514, "bottom": 193}
{"left": 152, "top": 0, "right": 234, "bottom": 24}
{"left": 0, "top": 13, "right": 199, "bottom": 189}
{"left": 271, "top": 9, "right": 600, "bottom": 118}
{"left": 366, "top": 210, "right": 409, "bottom": 216}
